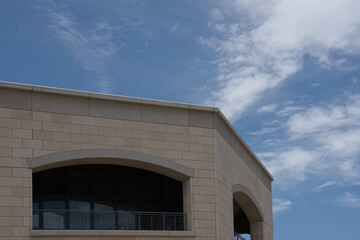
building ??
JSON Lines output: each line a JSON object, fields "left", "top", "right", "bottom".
{"left": 0, "top": 81, "right": 273, "bottom": 240}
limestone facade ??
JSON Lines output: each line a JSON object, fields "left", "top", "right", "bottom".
{"left": 0, "top": 82, "right": 273, "bottom": 240}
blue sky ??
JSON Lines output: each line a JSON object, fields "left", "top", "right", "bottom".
{"left": 1, "top": 1, "right": 360, "bottom": 239}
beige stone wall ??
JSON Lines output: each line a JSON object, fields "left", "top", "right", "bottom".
{"left": 0, "top": 107, "right": 218, "bottom": 240}
{"left": 0, "top": 83, "right": 273, "bottom": 240}
{"left": 214, "top": 130, "right": 273, "bottom": 240}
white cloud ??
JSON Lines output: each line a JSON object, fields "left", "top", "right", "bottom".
{"left": 337, "top": 192, "right": 360, "bottom": 208}
{"left": 209, "top": 8, "right": 224, "bottom": 22}
{"left": 273, "top": 198, "right": 292, "bottom": 213}
{"left": 247, "top": 126, "right": 281, "bottom": 135}
{"left": 287, "top": 95, "right": 360, "bottom": 138}
{"left": 170, "top": 23, "right": 178, "bottom": 32}
{"left": 202, "top": 0, "right": 360, "bottom": 121}
{"left": 261, "top": 148, "right": 320, "bottom": 187}
{"left": 46, "top": 6, "right": 121, "bottom": 92}
{"left": 313, "top": 181, "right": 336, "bottom": 192}
{"left": 276, "top": 106, "right": 305, "bottom": 116}
{"left": 261, "top": 95, "right": 360, "bottom": 188}
{"left": 257, "top": 104, "right": 278, "bottom": 114}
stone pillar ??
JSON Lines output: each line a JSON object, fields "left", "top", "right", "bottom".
{"left": 250, "top": 221, "right": 264, "bottom": 240}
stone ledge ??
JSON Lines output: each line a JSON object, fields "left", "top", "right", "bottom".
{"left": 30, "top": 230, "right": 197, "bottom": 237}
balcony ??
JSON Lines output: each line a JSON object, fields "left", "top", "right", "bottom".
{"left": 33, "top": 209, "right": 187, "bottom": 231}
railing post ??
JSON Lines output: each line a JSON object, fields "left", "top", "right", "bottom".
{"left": 184, "top": 213, "right": 187, "bottom": 231}
{"left": 151, "top": 214, "right": 153, "bottom": 230}
{"left": 139, "top": 213, "right": 141, "bottom": 230}
{"left": 163, "top": 213, "right": 165, "bottom": 230}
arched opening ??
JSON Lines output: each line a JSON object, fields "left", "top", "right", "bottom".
{"left": 28, "top": 150, "right": 194, "bottom": 231}
{"left": 233, "top": 199, "right": 250, "bottom": 237}
{"left": 233, "top": 184, "right": 264, "bottom": 240}
{"left": 32, "top": 164, "right": 186, "bottom": 231}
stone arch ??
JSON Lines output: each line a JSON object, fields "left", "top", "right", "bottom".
{"left": 27, "top": 149, "right": 194, "bottom": 181}
{"left": 233, "top": 184, "right": 266, "bottom": 240}
{"left": 232, "top": 184, "right": 264, "bottom": 222}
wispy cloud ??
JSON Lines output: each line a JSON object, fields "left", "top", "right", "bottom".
{"left": 45, "top": 5, "right": 122, "bottom": 92}
{"left": 313, "top": 181, "right": 336, "bottom": 192}
{"left": 276, "top": 106, "right": 305, "bottom": 116}
{"left": 247, "top": 126, "right": 282, "bottom": 135}
{"left": 260, "top": 94, "right": 360, "bottom": 188}
{"left": 260, "top": 148, "right": 320, "bottom": 187}
{"left": 257, "top": 104, "right": 278, "bottom": 114}
{"left": 273, "top": 198, "right": 292, "bottom": 213}
{"left": 202, "top": 0, "right": 360, "bottom": 121}
{"left": 170, "top": 23, "right": 178, "bottom": 32}
{"left": 337, "top": 192, "right": 360, "bottom": 208}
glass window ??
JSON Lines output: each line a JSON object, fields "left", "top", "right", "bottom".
{"left": 68, "top": 180, "right": 89, "bottom": 195}
{"left": 32, "top": 202, "right": 39, "bottom": 229}
{"left": 43, "top": 201, "right": 65, "bottom": 229}
{"left": 94, "top": 201, "right": 115, "bottom": 230}
{"left": 69, "top": 201, "right": 90, "bottom": 230}
{"left": 33, "top": 165, "right": 183, "bottom": 230}
{"left": 118, "top": 202, "right": 136, "bottom": 230}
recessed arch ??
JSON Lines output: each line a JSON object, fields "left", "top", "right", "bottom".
{"left": 27, "top": 149, "right": 194, "bottom": 182}
{"left": 232, "top": 184, "right": 264, "bottom": 223}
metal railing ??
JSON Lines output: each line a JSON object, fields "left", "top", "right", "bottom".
{"left": 33, "top": 209, "right": 187, "bottom": 231}
{"left": 234, "top": 232, "right": 249, "bottom": 240}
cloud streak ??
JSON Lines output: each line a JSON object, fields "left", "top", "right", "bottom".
{"left": 313, "top": 181, "right": 336, "bottom": 192}
{"left": 337, "top": 192, "right": 360, "bottom": 208}
{"left": 273, "top": 198, "right": 292, "bottom": 213}
{"left": 202, "top": 0, "right": 360, "bottom": 121}
{"left": 46, "top": 5, "right": 122, "bottom": 92}
{"left": 260, "top": 94, "right": 360, "bottom": 188}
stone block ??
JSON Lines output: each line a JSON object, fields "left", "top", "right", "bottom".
{"left": 12, "top": 168, "right": 31, "bottom": 178}
{"left": 61, "top": 123, "right": 80, "bottom": 133}
{"left": 0, "top": 138, "right": 21, "bottom": 148}
{"left": 80, "top": 125, "right": 98, "bottom": 135}
{"left": 33, "top": 131, "right": 52, "bottom": 141}
{"left": 43, "top": 122, "right": 62, "bottom": 132}
{"left": 0, "top": 118, "right": 21, "bottom": 128}
{"left": 0, "top": 108, "right": 11, "bottom": 118}
{"left": 107, "top": 137, "right": 125, "bottom": 146}
{"left": 22, "top": 140, "right": 42, "bottom": 149}
{"left": 0, "top": 187, "right": 12, "bottom": 196}
{"left": 32, "top": 111, "right": 52, "bottom": 121}
{"left": 32, "top": 92, "right": 89, "bottom": 116}
{"left": 90, "top": 99, "right": 141, "bottom": 121}
{"left": 141, "top": 105, "right": 188, "bottom": 126}
{"left": 0, "top": 147, "right": 12, "bottom": 157}
{"left": 0, "top": 157, "right": 23, "bottom": 168}
{"left": 11, "top": 110, "right": 32, "bottom": 120}
{"left": 12, "top": 129, "right": 32, "bottom": 139}
{"left": 22, "top": 120, "right": 42, "bottom": 130}
{"left": 71, "top": 134, "right": 90, "bottom": 143}
{"left": 71, "top": 115, "right": 90, "bottom": 125}
{"left": 0, "top": 127, "right": 11, "bottom": 137}
{"left": 0, "top": 88, "right": 31, "bottom": 110}
{"left": 53, "top": 132, "right": 71, "bottom": 142}
{"left": 90, "top": 135, "right": 107, "bottom": 145}
{"left": 0, "top": 197, "right": 23, "bottom": 206}
{"left": 98, "top": 127, "right": 116, "bottom": 136}
{"left": 42, "top": 141, "right": 62, "bottom": 151}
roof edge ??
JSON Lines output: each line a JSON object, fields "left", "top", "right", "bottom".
{"left": 214, "top": 108, "right": 274, "bottom": 181}
{"left": 0, "top": 81, "right": 273, "bottom": 181}
{"left": 0, "top": 81, "right": 215, "bottom": 111}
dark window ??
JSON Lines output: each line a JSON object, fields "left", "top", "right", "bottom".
{"left": 33, "top": 164, "right": 183, "bottom": 230}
